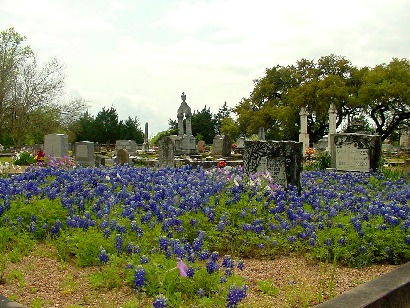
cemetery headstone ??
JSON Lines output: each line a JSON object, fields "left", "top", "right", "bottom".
{"left": 117, "top": 148, "right": 130, "bottom": 165}
{"left": 44, "top": 133, "right": 69, "bottom": 157}
{"left": 75, "top": 141, "right": 95, "bottom": 167}
{"left": 212, "top": 135, "right": 231, "bottom": 157}
{"left": 329, "top": 133, "right": 381, "bottom": 172}
{"left": 115, "top": 140, "right": 137, "bottom": 154}
{"left": 197, "top": 140, "right": 206, "bottom": 153}
{"left": 243, "top": 140, "right": 303, "bottom": 191}
{"left": 158, "top": 136, "right": 175, "bottom": 168}
{"left": 400, "top": 127, "right": 410, "bottom": 149}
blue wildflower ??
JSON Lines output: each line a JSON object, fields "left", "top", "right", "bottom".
{"left": 152, "top": 295, "right": 167, "bottom": 308}
{"left": 226, "top": 285, "right": 247, "bottom": 308}
{"left": 134, "top": 265, "right": 146, "bottom": 289}
{"left": 99, "top": 248, "right": 109, "bottom": 264}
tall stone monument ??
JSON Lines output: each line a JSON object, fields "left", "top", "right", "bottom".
{"left": 143, "top": 122, "right": 149, "bottom": 152}
{"left": 299, "top": 107, "right": 309, "bottom": 152}
{"left": 174, "top": 92, "right": 197, "bottom": 155}
{"left": 328, "top": 103, "right": 337, "bottom": 150}
{"left": 258, "top": 127, "right": 265, "bottom": 141}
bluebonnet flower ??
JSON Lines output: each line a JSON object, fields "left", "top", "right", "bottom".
{"left": 237, "top": 260, "right": 245, "bottom": 271}
{"left": 325, "top": 238, "right": 333, "bottom": 246}
{"left": 29, "top": 221, "right": 36, "bottom": 233}
{"left": 198, "top": 249, "right": 210, "bottom": 261}
{"left": 152, "top": 295, "right": 167, "bottom": 308}
{"left": 222, "top": 255, "right": 234, "bottom": 268}
{"left": 206, "top": 260, "right": 219, "bottom": 274}
{"left": 103, "top": 228, "right": 110, "bottom": 239}
{"left": 99, "top": 248, "right": 109, "bottom": 264}
{"left": 226, "top": 285, "right": 247, "bottom": 308}
{"left": 115, "top": 234, "right": 123, "bottom": 253}
{"left": 126, "top": 242, "right": 134, "bottom": 255}
{"left": 220, "top": 276, "right": 227, "bottom": 283}
{"left": 134, "top": 265, "right": 146, "bottom": 289}
{"left": 338, "top": 237, "right": 346, "bottom": 245}
{"left": 186, "top": 267, "right": 195, "bottom": 278}
{"left": 197, "top": 288, "right": 205, "bottom": 298}
{"left": 190, "top": 218, "right": 198, "bottom": 227}
{"left": 140, "top": 255, "right": 149, "bottom": 264}
{"left": 210, "top": 251, "right": 219, "bottom": 262}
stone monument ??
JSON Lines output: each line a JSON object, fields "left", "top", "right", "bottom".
{"left": 143, "top": 122, "right": 149, "bottom": 152}
{"left": 243, "top": 140, "right": 303, "bottom": 191}
{"left": 400, "top": 127, "right": 410, "bottom": 149}
{"left": 174, "top": 92, "right": 197, "bottom": 155}
{"left": 44, "top": 133, "right": 69, "bottom": 158}
{"left": 329, "top": 133, "right": 381, "bottom": 172}
{"left": 212, "top": 135, "right": 231, "bottom": 157}
{"left": 117, "top": 148, "right": 130, "bottom": 165}
{"left": 115, "top": 140, "right": 137, "bottom": 154}
{"left": 158, "top": 136, "right": 175, "bottom": 168}
{"left": 299, "top": 107, "right": 309, "bottom": 152}
{"left": 328, "top": 103, "right": 337, "bottom": 150}
{"left": 74, "top": 141, "right": 95, "bottom": 167}
{"left": 258, "top": 127, "right": 265, "bottom": 141}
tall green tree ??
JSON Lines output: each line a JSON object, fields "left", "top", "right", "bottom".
{"left": 213, "top": 101, "right": 232, "bottom": 134}
{"left": 235, "top": 55, "right": 409, "bottom": 143}
{"left": 119, "top": 116, "right": 144, "bottom": 143}
{"left": 191, "top": 106, "right": 216, "bottom": 144}
{"left": 357, "top": 58, "right": 410, "bottom": 141}
{"left": 0, "top": 28, "right": 87, "bottom": 146}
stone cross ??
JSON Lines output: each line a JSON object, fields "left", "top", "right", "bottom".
{"left": 177, "top": 92, "right": 193, "bottom": 136}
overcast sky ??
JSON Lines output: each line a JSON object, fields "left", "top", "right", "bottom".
{"left": 1, "top": 0, "right": 409, "bottom": 136}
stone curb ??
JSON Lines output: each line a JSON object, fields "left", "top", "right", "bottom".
{"left": 315, "top": 261, "right": 410, "bottom": 308}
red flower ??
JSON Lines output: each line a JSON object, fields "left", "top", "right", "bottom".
{"left": 217, "top": 160, "right": 227, "bottom": 168}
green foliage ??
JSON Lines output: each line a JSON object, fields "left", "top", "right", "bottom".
{"left": 235, "top": 55, "right": 410, "bottom": 142}
{"left": 257, "top": 279, "right": 279, "bottom": 297}
{"left": 73, "top": 108, "right": 144, "bottom": 144}
{"left": 304, "top": 151, "right": 331, "bottom": 171}
{"left": 191, "top": 106, "right": 217, "bottom": 144}
{"left": 13, "top": 151, "right": 36, "bottom": 166}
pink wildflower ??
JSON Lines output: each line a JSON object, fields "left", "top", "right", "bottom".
{"left": 177, "top": 258, "right": 188, "bottom": 277}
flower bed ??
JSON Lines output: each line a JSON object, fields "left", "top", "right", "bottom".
{"left": 0, "top": 165, "right": 409, "bottom": 307}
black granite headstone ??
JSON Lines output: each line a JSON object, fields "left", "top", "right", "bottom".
{"left": 243, "top": 140, "right": 303, "bottom": 191}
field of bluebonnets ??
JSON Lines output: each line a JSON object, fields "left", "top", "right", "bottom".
{"left": 0, "top": 159, "right": 410, "bottom": 307}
